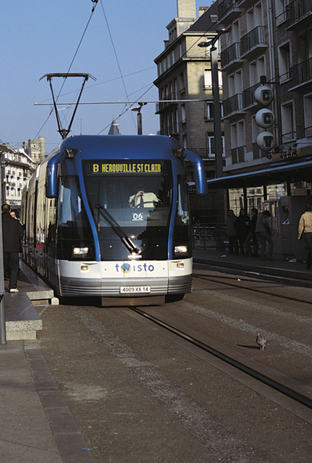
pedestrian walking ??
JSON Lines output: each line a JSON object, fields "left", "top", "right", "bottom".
{"left": 226, "top": 210, "right": 238, "bottom": 255}
{"left": 255, "top": 209, "right": 273, "bottom": 260}
{"left": 2, "top": 203, "right": 24, "bottom": 292}
{"left": 235, "top": 209, "right": 249, "bottom": 256}
{"left": 244, "top": 208, "right": 258, "bottom": 257}
{"left": 298, "top": 203, "right": 312, "bottom": 269}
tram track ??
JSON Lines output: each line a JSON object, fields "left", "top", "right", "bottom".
{"left": 194, "top": 261, "right": 312, "bottom": 289}
{"left": 129, "top": 306, "right": 312, "bottom": 424}
{"left": 194, "top": 272, "right": 312, "bottom": 306}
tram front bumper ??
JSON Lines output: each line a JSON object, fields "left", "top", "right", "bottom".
{"left": 59, "top": 259, "right": 193, "bottom": 297}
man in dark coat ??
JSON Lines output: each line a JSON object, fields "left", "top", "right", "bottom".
{"left": 234, "top": 209, "right": 249, "bottom": 256}
{"left": 2, "top": 204, "right": 24, "bottom": 292}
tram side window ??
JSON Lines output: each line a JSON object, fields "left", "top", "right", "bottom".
{"left": 176, "top": 176, "right": 190, "bottom": 225}
{"left": 57, "top": 177, "right": 90, "bottom": 239}
{"left": 173, "top": 176, "right": 191, "bottom": 257}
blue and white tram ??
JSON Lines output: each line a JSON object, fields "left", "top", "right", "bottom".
{"left": 21, "top": 135, "right": 207, "bottom": 305}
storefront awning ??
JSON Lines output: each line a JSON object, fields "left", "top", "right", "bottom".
{"left": 205, "top": 158, "right": 312, "bottom": 189}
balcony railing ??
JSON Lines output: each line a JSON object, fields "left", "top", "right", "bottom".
{"left": 282, "top": 131, "right": 297, "bottom": 143}
{"left": 218, "top": 0, "right": 241, "bottom": 21}
{"left": 242, "top": 83, "right": 259, "bottom": 108}
{"left": 252, "top": 142, "right": 267, "bottom": 159}
{"left": 223, "top": 94, "right": 244, "bottom": 117}
{"left": 290, "top": 57, "right": 312, "bottom": 88}
{"left": 221, "top": 42, "right": 242, "bottom": 68}
{"left": 159, "top": 123, "right": 178, "bottom": 136}
{"left": 305, "top": 125, "right": 312, "bottom": 137}
{"left": 156, "top": 92, "right": 178, "bottom": 113}
{"left": 240, "top": 26, "right": 266, "bottom": 56}
{"left": 231, "top": 145, "right": 246, "bottom": 164}
{"left": 286, "top": 0, "right": 312, "bottom": 26}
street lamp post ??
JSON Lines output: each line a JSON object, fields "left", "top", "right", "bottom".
{"left": 198, "top": 31, "right": 227, "bottom": 249}
{"left": 210, "top": 44, "right": 223, "bottom": 179}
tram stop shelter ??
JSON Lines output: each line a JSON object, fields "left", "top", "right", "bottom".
{"left": 206, "top": 156, "right": 312, "bottom": 261}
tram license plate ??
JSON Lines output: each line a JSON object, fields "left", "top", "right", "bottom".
{"left": 120, "top": 286, "right": 150, "bottom": 294}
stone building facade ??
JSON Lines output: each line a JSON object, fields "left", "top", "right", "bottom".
{"left": 23, "top": 137, "right": 46, "bottom": 165}
{"left": 154, "top": 0, "right": 225, "bottom": 183}
{"left": 218, "top": 0, "right": 312, "bottom": 212}
{"left": 0, "top": 143, "right": 37, "bottom": 209}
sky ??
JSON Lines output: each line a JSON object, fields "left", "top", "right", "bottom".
{"left": 1, "top": 0, "right": 208, "bottom": 154}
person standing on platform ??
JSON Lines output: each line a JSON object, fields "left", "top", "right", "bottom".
{"left": 1, "top": 204, "right": 24, "bottom": 293}
{"left": 244, "top": 208, "right": 258, "bottom": 257}
{"left": 255, "top": 209, "right": 273, "bottom": 260}
{"left": 298, "top": 203, "right": 312, "bottom": 269}
{"left": 235, "top": 209, "right": 249, "bottom": 256}
{"left": 226, "top": 210, "right": 238, "bottom": 255}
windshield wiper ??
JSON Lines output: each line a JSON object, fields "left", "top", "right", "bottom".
{"left": 95, "top": 204, "right": 141, "bottom": 255}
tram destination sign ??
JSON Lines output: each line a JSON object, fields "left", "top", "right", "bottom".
{"left": 84, "top": 160, "right": 163, "bottom": 175}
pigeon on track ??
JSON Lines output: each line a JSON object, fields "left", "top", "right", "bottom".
{"left": 256, "top": 333, "right": 267, "bottom": 350}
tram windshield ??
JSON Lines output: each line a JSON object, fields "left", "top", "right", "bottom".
{"left": 83, "top": 159, "right": 174, "bottom": 260}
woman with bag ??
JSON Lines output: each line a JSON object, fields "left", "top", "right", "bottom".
{"left": 298, "top": 203, "right": 312, "bottom": 269}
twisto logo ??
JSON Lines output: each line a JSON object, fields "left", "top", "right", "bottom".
{"left": 120, "top": 263, "right": 131, "bottom": 274}
{"left": 116, "top": 263, "right": 155, "bottom": 273}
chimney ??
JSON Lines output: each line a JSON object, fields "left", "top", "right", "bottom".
{"left": 199, "top": 6, "right": 209, "bottom": 17}
{"left": 177, "top": 0, "right": 196, "bottom": 19}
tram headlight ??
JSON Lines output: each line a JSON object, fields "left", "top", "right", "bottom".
{"left": 174, "top": 245, "right": 188, "bottom": 256}
{"left": 72, "top": 246, "right": 89, "bottom": 258}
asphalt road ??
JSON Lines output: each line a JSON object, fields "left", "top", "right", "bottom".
{"left": 36, "top": 268, "right": 312, "bottom": 463}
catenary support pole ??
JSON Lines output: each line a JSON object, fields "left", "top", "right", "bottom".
{"left": 0, "top": 180, "right": 6, "bottom": 344}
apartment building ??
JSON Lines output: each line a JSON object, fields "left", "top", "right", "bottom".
{"left": 217, "top": 0, "right": 312, "bottom": 212}
{"left": 154, "top": 0, "right": 226, "bottom": 221}
{"left": 0, "top": 143, "right": 37, "bottom": 208}
{"left": 154, "top": 1, "right": 224, "bottom": 179}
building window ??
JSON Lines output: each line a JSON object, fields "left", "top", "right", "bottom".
{"left": 247, "top": 2, "right": 263, "bottom": 31}
{"left": 281, "top": 101, "right": 295, "bottom": 142}
{"left": 206, "top": 101, "right": 224, "bottom": 120}
{"left": 207, "top": 132, "right": 225, "bottom": 158}
{"left": 228, "top": 70, "right": 242, "bottom": 97}
{"left": 204, "top": 68, "right": 223, "bottom": 89}
{"left": 230, "top": 121, "right": 246, "bottom": 164}
{"left": 278, "top": 42, "right": 291, "bottom": 83}
{"left": 249, "top": 56, "right": 266, "bottom": 86}
{"left": 204, "top": 69, "right": 212, "bottom": 88}
{"left": 179, "top": 43, "right": 183, "bottom": 57}
{"left": 181, "top": 105, "right": 186, "bottom": 124}
{"left": 275, "top": 0, "right": 285, "bottom": 25}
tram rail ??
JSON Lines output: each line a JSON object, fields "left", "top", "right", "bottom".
{"left": 194, "top": 272, "right": 312, "bottom": 306}
{"left": 129, "top": 306, "right": 312, "bottom": 423}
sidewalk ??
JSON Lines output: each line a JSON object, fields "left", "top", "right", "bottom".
{"left": 1, "top": 265, "right": 96, "bottom": 463}
{"left": 193, "top": 247, "right": 312, "bottom": 286}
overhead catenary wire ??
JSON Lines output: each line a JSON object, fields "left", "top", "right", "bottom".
{"left": 97, "top": 83, "right": 155, "bottom": 135}
{"left": 99, "top": 1, "right": 131, "bottom": 104}
{"left": 95, "top": 17, "right": 224, "bottom": 134}
{"left": 37, "top": 67, "right": 156, "bottom": 104}
{"left": 35, "top": 7, "right": 224, "bottom": 145}
{"left": 34, "top": 0, "right": 99, "bottom": 140}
